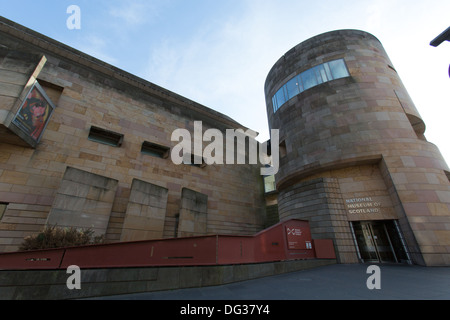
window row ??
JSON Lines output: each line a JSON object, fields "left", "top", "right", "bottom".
{"left": 88, "top": 126, "right": 170, "bottom": 159}
{"left": 87, "top": 126, "right": 204, "bottom": 167}
{"left": 272, "top": 59, "right": 350, "bottom": 113}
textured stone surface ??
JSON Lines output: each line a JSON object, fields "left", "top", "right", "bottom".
{"left": 46, "top": 167, "right": 118, "bottom": 236}
{"left": 265, "top": 30, "right": 450, "bottom": 266}
{"left": 0, "top": 18, "right": 266, "bottom": 252}
{"left": 0, "top": 259, "right": 336, "bottom": 300}
{"left": 121, "top": 179, "right": 168, "bottom": 241}
{"left": 178, "top": 188, "right": 208, "bottom": 237}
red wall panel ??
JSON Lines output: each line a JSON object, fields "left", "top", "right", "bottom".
{"left": 60, "top": 236, "right": 218, "bottom": 269}
{"left": 0, "top": 249, "right": 65, "bottom": 270}
{"left": 0, "top": 220, "right": 335, "bottom": 270}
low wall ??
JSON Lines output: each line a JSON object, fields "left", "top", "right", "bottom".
{"left": 0, "top": 220, "right": 333, "bottom": 270}
{"left": 0, "top": 259, "right": 336, "bottom": 300}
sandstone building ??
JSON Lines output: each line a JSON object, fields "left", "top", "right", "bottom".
{"left": 0, "top": 17, "right": 267, "bottom": 253}
{"left": 1, "top": 18, "right": 449, "bottom": 267}
{"left": 265, "top": 30, "right": 450, "bottom": 266}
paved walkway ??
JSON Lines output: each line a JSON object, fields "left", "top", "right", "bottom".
{"left": 92, "top": 263, "right": 450, "bottom": 300}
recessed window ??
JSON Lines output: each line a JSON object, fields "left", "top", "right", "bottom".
{"left": 184, "top": 153, "right": 206, "bottom": 168}
{"left": 272, "top": 58, "right": 350, "bottom": 113}
{"left": 88, "top": 126, "right": 124, "bottom": 147}
{"left": 0, "top": 203, "right": 8, "bottom": 221}
{"left": 141, "top": 141, "right": 170, "bottom": 159}
{"left": 264, "top": 175, "right": 276, "bottom": 193}
{"left": 279, "top": 140, "right": 287, "bottom": 158}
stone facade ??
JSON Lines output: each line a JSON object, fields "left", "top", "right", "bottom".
{"left": 265, "top": 30, "right": 450, "bottom": 266}
{"left": 0, "top": 18, "right": 266, "bottom": 253}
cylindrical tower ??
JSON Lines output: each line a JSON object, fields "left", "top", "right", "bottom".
{"left": 265, "top": 30, "right": 450, "bottom": 266}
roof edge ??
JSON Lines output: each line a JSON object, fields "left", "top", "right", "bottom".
{"left": 0, "top": 16, "right": 248, "bottom": 131}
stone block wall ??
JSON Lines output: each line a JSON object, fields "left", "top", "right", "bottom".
{"left": 265, "top": 30, "right": 450, "bottom": 266}
{"left": 46, "top": 167, "right": 118, "bottom": 236}
{"left": 121, "top": 179, "right": 168, "bottom": 242}
{"left": 177, "top": 188, "right": 208, "bottom": 237}
{"left": 0, "top": 259, "right": 336, "bottom": 300}
{"left": 0, "top": 18, "right": 266, "bottom": 253}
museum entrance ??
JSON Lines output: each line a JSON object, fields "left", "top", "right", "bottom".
{"left": 351, "top": 220, "right": 411, "bottom": 264}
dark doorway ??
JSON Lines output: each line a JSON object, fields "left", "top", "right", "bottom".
{"left": 351, "top": 220, "right": 410, "bottom": 264}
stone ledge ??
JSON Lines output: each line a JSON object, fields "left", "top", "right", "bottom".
{"left": 0, "top": 259, "right": 336, "bottom": 300}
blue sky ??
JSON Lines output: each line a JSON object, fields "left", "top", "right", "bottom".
{"left": 1, "top": 0, "right": 449, "bottom": 164}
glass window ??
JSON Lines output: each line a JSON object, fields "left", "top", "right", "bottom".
{"left": 297, "top": 75, "right": 304, "bottom": 93}
{"left": 275, "top": 88, "right": 287, "bottom": 109}
{"left": 141, "top": 141, "right": 170, "bottom": 159}
{"left": 314, "top": 66, "right": 324, "bottom": 84}
{"left": 328, "top": 59, "right": 349, "bottom": 79}
{"left": 271, "top": 59, "right": 350, "bottom": 113}
{"left": 324, "top": 63, "right": 333, "bottom": 80}
{"left": 318, "top": 65, "right": 328, "bottom": 83}
{"left": 301, "top": 68, "right": 318, "bottom": 90}
{"left": 264, "top": 175, "right": 276, "bottom": 193}
{"left": 272, "top": 96, "right": 279, "bottom": 113}
{"left": 88, "top": 126, "right": 124, "bottom": 147}
{"left": 286, "top": 77, "right": 300, "bottom": 100}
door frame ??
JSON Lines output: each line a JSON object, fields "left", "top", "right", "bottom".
{"left": 350, "top": 220, "right": 411, "bottom": 264}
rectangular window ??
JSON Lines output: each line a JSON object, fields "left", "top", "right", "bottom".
{"left": 264, "top": 175, "right": 276, "bottom": 193}
{"left": 318, "top": 65, "right": 329, "bottom": 83}
{"left": 296, "top": 75, "right": 304, "bottom": 93}
{"left": 141, "top": 141, "right": 170, "bottom": 159}
{"left": 279, "top": 140, "right": 287, "bottom": 158}
{"left": 328, "top": 59, "right": 350, "bottom": 79}
{"left": 286, "top": 77, "right": 300, "bottom": 100}
{"left": 271, "top": 59, "right": 350, "bottom": 114}
{"left": 275, "top": 87, "right": 287, "bottom": 109}
{"left": 301, "top": 68, "right": 318, "bottom": 91}
{"left": 314, "top": 66, "right": 324, "bottom": 85}
{"left": 324, "top": 63, "right": 333, "bottom": 80}
{"left": 272, "top": 96, "right": 279, "bottom": 113}
{"left": 88, "top": 126, "right": 124, "bottom": 147}
{"left": 185, "top": 153, "right": 206, "bottom": 168}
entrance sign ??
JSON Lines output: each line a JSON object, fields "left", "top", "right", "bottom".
{"left": 286, "top": 227, "right": 303, "bottom": 250}
{"left": 346, "top": 197, "right": 381, "bottom": 214}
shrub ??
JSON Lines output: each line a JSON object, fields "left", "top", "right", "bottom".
{"left": 19, "top": 225, "right": 104, "bottom": 251}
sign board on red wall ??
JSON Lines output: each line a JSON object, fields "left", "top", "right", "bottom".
{"left": 286, "top": 226, "right": 304, "bottom": 250}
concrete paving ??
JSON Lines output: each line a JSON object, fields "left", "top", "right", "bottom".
{"left": 91, "top": 263, "right": 450, "bottom": 300}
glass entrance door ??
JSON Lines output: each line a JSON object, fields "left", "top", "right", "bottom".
{"left": 351, "top": 221, "right": 409, "bottom": 263}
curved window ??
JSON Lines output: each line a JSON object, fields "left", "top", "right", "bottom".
{"left": 272, "top": 59, "right": 350, "bottom": 113}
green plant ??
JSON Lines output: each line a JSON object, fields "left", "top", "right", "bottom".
{"left": 19, "top": 225, "right": 104, "bottom": 251}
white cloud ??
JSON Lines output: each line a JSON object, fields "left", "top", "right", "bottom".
{"left": 108, "top": 0, "right": 168, "bottom": 26}
{"left": 77, "top": 35, "right": 118, "bottom": 65}
{"left": 144, "top": 0, "right": 450, "bottom": 156}
{"left": 144, "top": 1, "right": 306, "bottom": 140}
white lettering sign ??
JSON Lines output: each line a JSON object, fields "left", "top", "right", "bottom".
{"left": 346, "top": 197, "right": 382, "bottom": 214}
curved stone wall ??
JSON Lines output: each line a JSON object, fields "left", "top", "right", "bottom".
{"left": 265, "top": 30, "right": 450, "bottom": 266}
